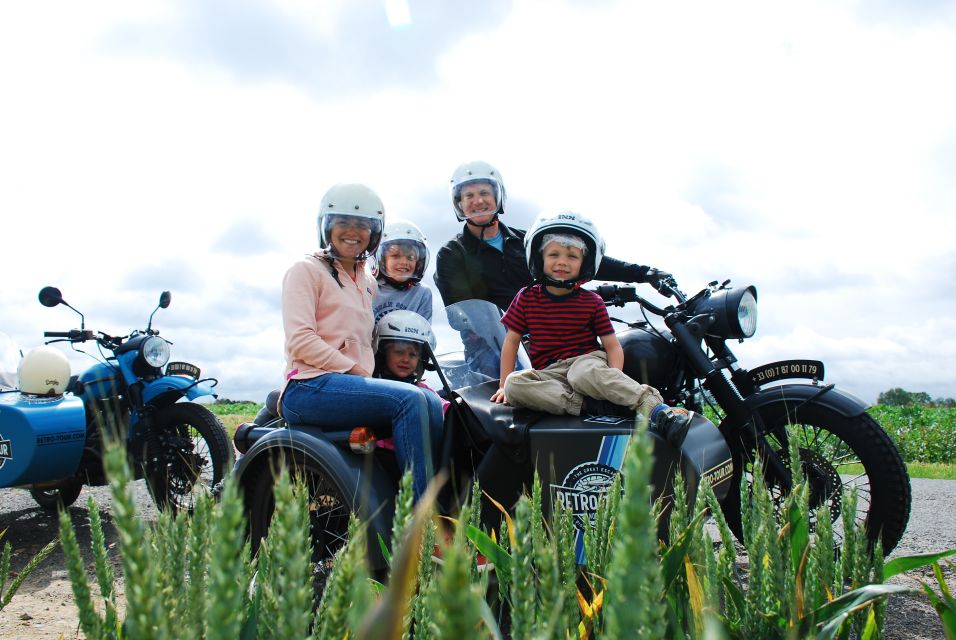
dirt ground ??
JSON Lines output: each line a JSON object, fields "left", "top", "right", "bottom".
{"left": 0, "top": 484, "right": 153, "bottom": 640}
{"left": 1, "top": 479, "right": 953, "bottom": 639}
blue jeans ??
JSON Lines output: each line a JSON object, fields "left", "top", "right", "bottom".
{"left": 282, "top": 373, "right": 444, "bottom": 499}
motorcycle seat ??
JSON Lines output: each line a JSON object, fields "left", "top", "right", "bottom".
{"left": 254, "top": 389, "right": 281, "bottom": 425}
{"left": 581, "top": 397, "right": 634, "bottom": 418}
{"left": 453, "top": 380, "right": 547, "bottom": 462}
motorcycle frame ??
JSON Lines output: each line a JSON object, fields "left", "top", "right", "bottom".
{"left": 76, "top": 341, "right": 218, "bottom": 440}
{"left": 659, "top": 299, "right": 871, "bottom": 492}
{"left": 41, "top": 291, "right": 220, "bottom": 484}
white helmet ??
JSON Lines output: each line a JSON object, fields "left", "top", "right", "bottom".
{"left": 525, "top": 211, "right": 606, "bottom": 288}
{"left": 373, "top": 310, "right": 436, "bottom": 352}
{"left": 450, "top": 160, "right": 506, "bottom": 222}
{"left": 18, "top": 345, "right": 71, "bottom": 396}
{"left": 373, "top": 310, "right": 436, "bottom": 380}
{"left": 317, "top": 183, "right": 385, "bottom": 260}
{"left": 376, "top": 219, "right": 429, "bottom": 288}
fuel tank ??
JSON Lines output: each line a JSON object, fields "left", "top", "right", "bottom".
{"left": 77, "top": 362, "right": 122, "bottom": 400}
{"left": 618, "top": 325, "right": 680, "bottom": 393}
{"left": 0, "top": 392, "right": 86, "bottom": 487}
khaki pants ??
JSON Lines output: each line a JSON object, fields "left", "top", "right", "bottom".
{"left": 503, "top": 350, "right": 663, "bottom": 416}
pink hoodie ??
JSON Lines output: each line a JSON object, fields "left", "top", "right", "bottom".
{"left": 281, "top": 252, "right": 378, "bottom": 394}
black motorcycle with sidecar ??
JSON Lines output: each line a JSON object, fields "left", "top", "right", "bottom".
{"left": 232, "top": 296, "right": 734, "bottom": 574}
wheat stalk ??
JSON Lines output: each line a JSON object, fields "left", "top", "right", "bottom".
{"left": 605, "top": 435, "right": 666, "bottom": 639}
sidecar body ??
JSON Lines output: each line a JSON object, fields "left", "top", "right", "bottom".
{"left": 452, "top": 380, "right": 732, "bottom": 558}
{"left": 0, "top": 392, "right": 86, "bottom": 488}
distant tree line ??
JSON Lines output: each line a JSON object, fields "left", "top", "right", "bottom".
{"left": 214, "top": 398, "right": 258, "bottom": 406}
{"left": 877, "top": 387, "right": 956, "bottom": 408}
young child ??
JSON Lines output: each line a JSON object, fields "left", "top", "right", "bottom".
{"left": 373, "top": 309, "right": 450, "bottom": 415}
{"left": 373, "top": 219, "right": 433, "bottom": 323}
{"left": 490, "top": 211, "right": 691, "bottom": 446}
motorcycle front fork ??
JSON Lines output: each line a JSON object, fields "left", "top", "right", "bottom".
{"left": 736, "top": 414, "right": 793, "bottom": 494}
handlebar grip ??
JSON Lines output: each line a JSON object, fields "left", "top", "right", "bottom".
{"left": 594, "top": 284, "right": 618, "bottom": 301}
{"left": 44, "top": 331, "right": 73, "bottom": 338}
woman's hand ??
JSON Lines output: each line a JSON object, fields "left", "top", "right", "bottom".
{"left": 347, "top": 363, "right": 371, "bottom": 377}
{"left": 490, "top": 387, "right": 509, "bottom": 404}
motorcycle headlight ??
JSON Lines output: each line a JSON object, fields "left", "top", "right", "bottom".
{"left": 736, "top": 289, "right": 758, "bottom": 338}
{"left": 142, "top": 336, "right": 171, "bottom": 368}
{"left": 696, "top": 285, "right": 758, "bottom": 339}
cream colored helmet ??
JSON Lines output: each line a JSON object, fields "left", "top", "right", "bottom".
{"left": 449, "top": 160, "right": 506, "bottom": 222}
{"left": 373, "top": 310, "right": 436, "bottom": 380}
{"left": 373, "top": 310, "right": 436, "bottom": 352}
{"left": 525, "top": 210, "right": 605, "bottom": 288}
{"left": 376, "top": 219, "right": 429, "bottom": 286}
{"left": 317, "top": 183, "right": 386, "bottom": 260}
{"left": 18, "top": 345, "right": 71, "bottom": 396}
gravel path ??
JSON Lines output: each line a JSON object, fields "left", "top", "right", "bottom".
{"left": 881, "top": 479, "right": 955, "bottom": 640}
{"left": 0, "top": 479, "right": 953, "bottom": 639}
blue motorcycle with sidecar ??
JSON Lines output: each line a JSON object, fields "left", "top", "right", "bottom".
{"left": 0, "top": 287, "right": 234, "bottom": 512}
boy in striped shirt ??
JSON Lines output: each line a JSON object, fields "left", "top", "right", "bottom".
{"left": 491, "top": 211, "right": 691, "bottom": 446}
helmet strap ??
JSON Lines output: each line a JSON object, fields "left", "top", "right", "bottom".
{"left": 465, "top": 213, "right": 500, "bottom": 229}
{"left": 380, "top": 274, "right": 419, "bottom": 290}
{"left": 540, "top": 275, "right": 577, "bottom": 290}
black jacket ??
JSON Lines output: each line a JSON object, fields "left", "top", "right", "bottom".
{"left": 434, "top": 221, "right": 652, "bottom": 310}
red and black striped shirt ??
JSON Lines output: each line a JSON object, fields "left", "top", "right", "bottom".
{"left": 501, "top": 285, "right": 615, "bottom": 369}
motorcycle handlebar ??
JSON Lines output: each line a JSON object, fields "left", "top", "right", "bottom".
{"left": 655, "top": 277, "right": 687, "bottom": 303}
{"left": 595, "top": 284, "right": 670, "bottom": 317}
{"left": 43, "top": 329, "right": 99, "bottom": 342}
{"left": 596, "top": 279, "right": 734, "bottom": 321}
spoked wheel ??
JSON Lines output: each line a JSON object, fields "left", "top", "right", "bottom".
{"left": 146, "top": 402, "right": 234, "bottom": 513}
{"left": 720, "top": 402, "right": 911, "bottom": 554}
{"left": 30, "top": 480, "right": 83, "bottom": 511}
{"left": 247, "top": 456, "right": 352, "bottom": 595}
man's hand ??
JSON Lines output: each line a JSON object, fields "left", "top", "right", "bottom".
{"left": 490, "top": 387, "right": 509, "bottom": 404}
{"left": 645, "top": 268, "right": 674, "bottom": 296}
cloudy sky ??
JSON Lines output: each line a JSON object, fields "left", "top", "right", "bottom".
{"left": 1, "top": 0, "right": 954, "bottom": 404}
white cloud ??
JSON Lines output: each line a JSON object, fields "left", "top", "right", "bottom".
{"left": 1, "top": 0, "right": 954, "bottom": 403}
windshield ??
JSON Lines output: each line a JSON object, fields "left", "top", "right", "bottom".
{"left": 428, "top": 299, "right": 530, "bottom": 391}
{"left": 0, "top": 331, "right": 20, "bottom": 389}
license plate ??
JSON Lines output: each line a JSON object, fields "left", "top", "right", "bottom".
{"left": 749, "top": 359, "right": 824, "bottom": 386}
{"left": 166, "top": 361, "right": 201, "bottom": 379}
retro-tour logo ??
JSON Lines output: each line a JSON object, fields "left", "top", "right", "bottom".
{"left": 551, "top": 461, "right": 621, "bottom": 530}
{"left": 0, "top": 433, "right": 11, "bottom": 469}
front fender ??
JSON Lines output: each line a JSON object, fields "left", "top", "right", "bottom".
{"left": 233, "top": 426, "right": 397, "bottom": 571}
{"left": 141, "top": 376, "right": 218, "bottom": 406}
{"left": 741, "top": 383, "right": 870, "bottom": 419}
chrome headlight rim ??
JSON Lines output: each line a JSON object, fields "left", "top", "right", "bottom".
{"left": 736, "top": 289, "right": 758, "bottom": 338}
{"left": 697, "top": 285, "right": 758, "bottom": 340}
{"left": 142, "top": 335, "right": 171, "bottom": 369}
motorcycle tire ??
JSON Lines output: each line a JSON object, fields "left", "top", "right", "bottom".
{"left": 246, "top": 455, "right": 352, "bottom": 591}
{"left": 719, "top": 402, "right": 911, "bottom": 554}
{"left": 145, "top": 402, "right": 235, "bottom": 513}
{"left": 30, "top": 481, "right": 83, "bottom": 511}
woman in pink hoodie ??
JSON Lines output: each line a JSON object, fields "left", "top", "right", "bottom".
{"left": 279, "top": 183, "right": 443, "bottom": 500}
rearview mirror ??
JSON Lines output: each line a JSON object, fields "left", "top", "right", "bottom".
{"left": 38, "top": 286, "right": 64, "bottom": 308}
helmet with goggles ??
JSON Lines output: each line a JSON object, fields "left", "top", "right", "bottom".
{"left": 525, "top": 210, "right": 606, "bottom": 289}
{"left": 317, "top": 183, "right": 385, "bottom": 260}
{"left": 376, "top": 219, "right": 429, "bottom": 288}
{"left": 450, "top": 160, "right": 506, "bottom": 223}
